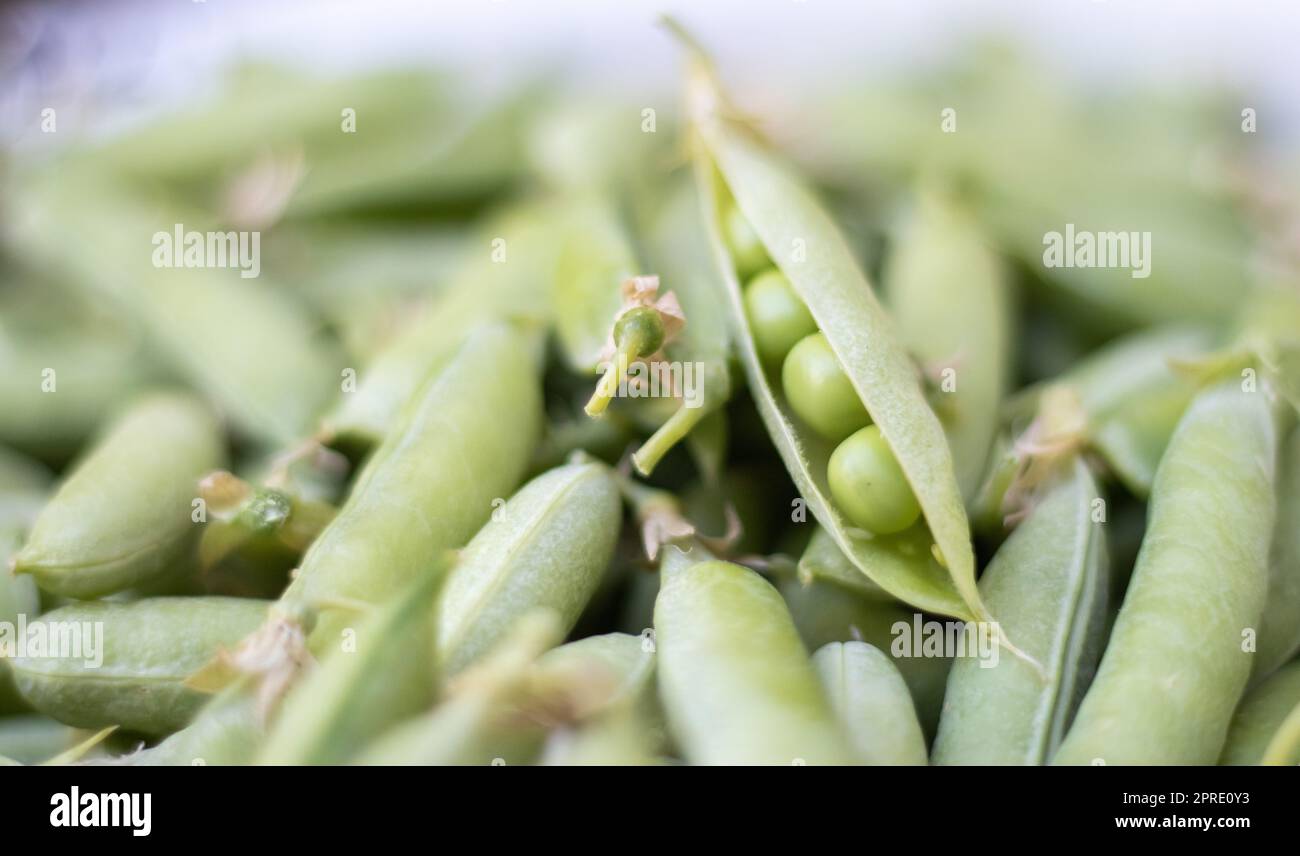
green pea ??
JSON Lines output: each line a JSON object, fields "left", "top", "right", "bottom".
{"left": 12, "top": 393, "right": 224, "bottom": 599}
{"left": 723, "top": 203, "right": 769, "bottom": 279}
{"left": 782, "top": 332, "right": 871, "bottom": 441}
{"left": 8, "top": 597, "right": 269, "bottom": 735}
{"left": 1053, "top": 383, "right": 1277, "bottom": 765}
{"left": 743, "top": 268, "right": 817, "bottom": 368}
{"left": 654, "top": 545, "right": 855, "bottom": 765}
{"left": 812, "top": 641, "right": 927, "bottom": 765}
{"left": 828, "top": 425, "right": 921, "bottom": 535}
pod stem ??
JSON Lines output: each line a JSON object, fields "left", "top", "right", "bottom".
{"left": 632, "top": 402, "right": 709, "bottom": 475}
{"left": 585, "top": 349, "right": 633, "bottom": 417}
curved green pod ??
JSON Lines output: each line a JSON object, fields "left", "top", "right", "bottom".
{"left": 1054, "top": 383, "right": 1277, "bottom": 765}
{"left": 0, "top": 715, "right": 81, "bottom": 766}
{"left": 438, "top": 460, "right": 621, "bottom": 675}
{"left": 104, "top": 684, "right": 262, "bottom": 766}
{"left": 8, "top": 597, "right": 268, "bottom": 736}
{"left": 933, "top": 460, "right": 1109, "bottom": 765}
{"left": 1254, "top": 425, "right": 1300, "bottom": 680}
{"left": 258, "top": 570, "right": 442, "bottom": 765}
{"left": 281, "top": 322, "right": 544, "bottom": 653}
{"left": 654, "top": 547, "right": 855, "bottom": 765}
{"left": 813, "top": 641, "right": 927, "bottom": 765}
{"left": 12, "top": 393, "right": 223, "bottom": 598}
{"left": 676, "top": 33, "right": 983, "bottom": 622}
{"left": 1221, "top": 661, "right": 1300, "bottom": 765}
{"left": 884, "top": 188, "right": 1011, "bottom": 502}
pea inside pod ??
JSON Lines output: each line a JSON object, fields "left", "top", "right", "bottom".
{"left": 676, "top": 31, "right": 986, "bottom": 622}
{"left": 1053, "top": 382, "right": 1278, "bottom": 765}
{"left": 12, "top": 393, "right": 224, "bottom": 599}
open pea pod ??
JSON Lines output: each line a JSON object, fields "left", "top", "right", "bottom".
{"left": 677, "top": 35, "right": 982, "bottom": 621}
{"left": 884, "top": 187, "right": 1011, "bottom": 503}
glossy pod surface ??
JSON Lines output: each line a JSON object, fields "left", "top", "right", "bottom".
{"left": 9, "top": 597, "right": 268, "bottom": 735}
{"left": 12, "top": 393, "right": 223, "bottom": 599}
{"left": 1053, "top": 383, "right": 1277, "bottom": 765}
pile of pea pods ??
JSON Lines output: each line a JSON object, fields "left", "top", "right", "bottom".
{"left": 2, "top": 28, "right": 1299, "bottom": 767}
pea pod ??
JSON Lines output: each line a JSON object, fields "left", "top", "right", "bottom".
{"left": 0, "top": 715, "right": 81, "bottom": 766}
{"left": 1, "top": 528, "right": 41, "bottom": 713}
{"left": 932, "top": 459, "right": 1109, "bottom": 765}
{"left": 777, "top": 546, "right": 951, "bottom": 740}
{"left": 1005, "top": 325, "right": 1212, "bottom": 497}
{"left": 1054, "top": 383, "right": 1278, "bottom": 765}
{"left": 813, "top": 641, "right": 927, "bottom": 765}
{"left": 8, "top": 597, "right": 268, "bottom": 735}
{"left": 884, "top": 188, "right": 1011, "bottom": 502}
{"left": 258, "top": 568, "right": 443, "bottom": 765}
{"left": 105, "top": 683, "right": 262, "bottom": 766}
{"left": 322, "top": 200, "right": 562, "bottom": 450}
{"left": 437, "top": 459, "right": 621, "bottom": 675}
{"left": 0, "top": 444, "right": 52, "bottom": 528}
{"left": 654, "top": 545, "right": 854, "bottom": 765}
{"left": 13, "top": 393, "right": 224, "bottom": 598}
{"left": 354, "top": 611, "right": 563, "bottom": 766}
{"left": 281, "top": 322, "right": 543, "bottom": 652}
{"left": 676, "top": 31, "right": 983, "bottom": 622}
{"left": 1254, "top": 425, "right": 1300, "bottom": 680}
{"left": 1221, "top": 661, "right": 1300, "bottom": 765}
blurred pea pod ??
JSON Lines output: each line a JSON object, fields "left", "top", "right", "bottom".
{"left": 1221, "top": 660, "right": 1300, "bottom": 765}
{"left": 1, "top": 530, "right": 41, "bottom": 714}
{"left": 0, "top": 318, "right": 161, "bottom": 462}
{"left": 0, "top": 715, "right": 81, "bottom": 766}
{"left": 9, "top": 597, "right": 268, "bottom": 735}
{"left": 321, "top": 199, "right": 563, "bottom": 451}
{"left": 884, "top": 188, "right": 1011, "bottom": 502}
{"left": 1004, "top": 324, "right": 1213, "bottom": 498}
{"left": 13, "top": 174, "right": 343, "bottom": 446}
{"left": 932, "top": 460, "right": 1109, "bottom": 765}
{"left": 104, "top": 683, "right": 262, "bottom": 766}
{"left": 437, "top": 459, "right": 622, "bottom": 675}
{"left": 258, "top": 568, "right": 443, "bottom": 765}
{"left": 654, "top": 544, "right": 855, "bottom": 765}
{"left": 13, "top": 393, "right": 223, "bottom": 599}
{"left": 813, "top": 641, "right": 927, "bottom": 765}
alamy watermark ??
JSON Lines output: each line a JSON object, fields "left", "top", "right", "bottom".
{"left": 891, "top": 614, "right": 1000, "bottom": 668}
{"left": 152, "top": 223, "right": 261, "bottom": 278}
{"left": 595, "top": 356, "right": 705, "bottom": 409}
{"left": 0, "top": 615, "right": 104, "bottom": 668}
{"left": 1042, "top": 223, "right": 1151, "bottom": 279}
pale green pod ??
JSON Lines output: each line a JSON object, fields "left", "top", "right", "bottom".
{"left": 0, "top": 715, "right": 81, "bottom": 765}
{"left": 539, "top": 709, "right": 660, "bottom": 766}
{"left": 781, "top": 531, "right": 952, "bottom": 739}
{"left": 1254, "top": 426, "right": 1300, "bottom": 680}
{"left": 0, "top": 444, "right": 52, "bottom": 527}
{"left": 438, "top": 460, "right": 621, "bottom": 675}
{"left": 654, "top": 546, "right": 855, "bottom": 765}
{"left": 932, "top": 460, "right": 1109, "bottom": 765}
{"left": 532, "top": 632, "right": 657, "bottom": 713}
{"left": 1, "top": 527, "right": 42, "bottom": 713}
{"left": 322, "top": 201, "right": 562, "bottom": 449}
{"left": 100, "top": 684, "right": 263, "bottom": 767}
{"left": 1054, "top": 384, "right": 1277, "bottom": 765}
{"left": 1221, "top": 661, "right": 1300, "bottom": 765}
{"left": 884, "top": 189, "right": 1011, "bottom": 502}
{"left": 12, "top": 393, "right": 223, "bottom": 599}
{"left": 282, "top": 322, "right": 543, "bottom": 654}
{"left": 813, "top": 641, "right": 927, "bottom": 765}
{"left": 354, "top": 611, "right": 562, "bottom": 766}
{"left": 9, "top": 597, "right": 268, "bottom": 735}
{"left": 259, "top": 569, "right": 442, "bottom": 765}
